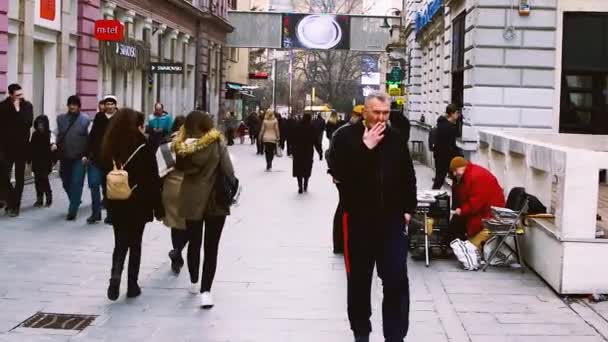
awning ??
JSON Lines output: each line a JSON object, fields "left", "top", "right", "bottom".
{"left": 226, "top": 83, "right": 242, "bottom": 90}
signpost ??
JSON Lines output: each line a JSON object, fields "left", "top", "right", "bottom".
{"left": 150, "top": 62, "right": 184, "bottom": 74}
{"left": 94, "top": 19, "right": 124, "bottom": 41}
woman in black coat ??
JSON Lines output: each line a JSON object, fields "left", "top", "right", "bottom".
{"left": 101, "top": 108, "right": 164, "bottom": 301}
{"left": 292, "top": 113, "right": 317, "bottom": 194}
{"left": 29, "top": 115, "right": 53, "bottom": 207}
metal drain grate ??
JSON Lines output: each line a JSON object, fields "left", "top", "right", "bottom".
{"left": 18, "top": 312, "right": 97, "bottom": 331}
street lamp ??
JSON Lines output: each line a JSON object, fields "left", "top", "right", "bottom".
{"left": 380, "top": 8, "right": 402, "bottom": 29}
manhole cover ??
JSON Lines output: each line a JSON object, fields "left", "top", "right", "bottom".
{"left": 18, "top": 312, "right": 97, "bottom": 331}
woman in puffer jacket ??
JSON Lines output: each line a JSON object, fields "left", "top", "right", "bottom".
{"left": 174, "top": 111, "right": 235, "bottom": 309}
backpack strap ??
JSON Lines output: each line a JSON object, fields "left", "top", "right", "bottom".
{"left": 123, "top": 144, "right": 146, "bottom": 169}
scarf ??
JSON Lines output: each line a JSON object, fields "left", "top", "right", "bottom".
{"left": 173, "top": 127, "right": 223, "bottom": 156}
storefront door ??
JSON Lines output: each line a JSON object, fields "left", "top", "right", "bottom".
{"left": 560, "top": 13, "right": 608, "bottom": 134}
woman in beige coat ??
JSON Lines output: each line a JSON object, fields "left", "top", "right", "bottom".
{"left": 174, "top": 111, "right": 235, "bottom": 309}
{"left": 259, "top": 111, "right": 280, "bottom": 171}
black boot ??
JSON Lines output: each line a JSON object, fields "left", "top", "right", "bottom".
{"left": 44, "top": 192, "right": 52, "bottom": 207}
{"left": 297, "top": 178, "right": 303, "bottom": 194}
{"left": 107, "top": 278, "right": 120, "bottom": 301}
{"left": 303, "top": 178, "right": 309, "bottom": 193}
{"left": 127, "top": 280, "right": 141, "bottom": 298}
{"left": 34, "top": 192, "right": 43, "bottom": 208}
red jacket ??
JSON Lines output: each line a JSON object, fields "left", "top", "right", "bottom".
{"left": 454, "top": 163, "right": 505, "bottom": 237}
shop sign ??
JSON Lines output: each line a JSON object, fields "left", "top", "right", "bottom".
{"left": 150, "top": 63, "right": 184, "bottom": 74}
{"left": 249, "top": 72, "right": 269, "bottom": 79}
{"left": 94, "top": 20, "right": 124, "bottom": 42}
{"left": 40, "top": 0, "right": 56, "bottom": 21}
{"left": 116, "top": 43, "right": 137, "bottom": 58}
{"left": 415, "top": 0, "right": 443, "bottom": 33}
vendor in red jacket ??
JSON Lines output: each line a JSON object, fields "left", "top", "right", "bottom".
{"left": 451, "top": 157, "right": 505, "bottom": 248}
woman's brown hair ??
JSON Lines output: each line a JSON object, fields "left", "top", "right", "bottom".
{"left": 184, "top": 110, "right": 214, "bottom": 138}
{"left": 101, "top": 108, "right": 146, "bottom": 169}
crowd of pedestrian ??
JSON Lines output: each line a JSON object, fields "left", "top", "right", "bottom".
{"left": 1, "top": 81, "right": 512, "bottom": 342}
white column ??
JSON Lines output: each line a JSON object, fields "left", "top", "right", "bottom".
{"left": 120, "top": 10, "right": 136, "bottom": 108}
{"left": 168, "top": 29, "right": 179, "bottom": 115}
{"left": 101, "top": 1, "right": 116, "bottom": 97}
{"left": 181, "top": 34, "right": 191, "bottom": 113}
{"left": 142, "top": 18, "right": 153, "bottom": 115}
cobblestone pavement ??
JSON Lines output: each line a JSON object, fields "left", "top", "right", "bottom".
{"left": 0, "top": 142, "right": 606, "bottom": 342}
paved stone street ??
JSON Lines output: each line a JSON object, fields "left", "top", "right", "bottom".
{"left": 0, "top": 142, "right": 607, "bottom": 342}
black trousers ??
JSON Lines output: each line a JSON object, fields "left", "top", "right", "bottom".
{"left": 296, "top": 177, "right": 309, "bottom": 191}
{"left": 34, "top": 171, "right": 51, "bottom": 195}
{"left": 264, "top": 143, "right": 276, "bottom": 169}
{"left": 226, "top": 128, "right": 235, "bottom": 146}
{"left": 432, "top": 153, "right": 450, "bottom": 190}
{"left": 314, "top": 135, "right": 323, "bottom": 159}
{"left": 171, "top": 228, "right": 188, "bottom": 255}
{"left": 4, "top": 158, "right": 25, "bottom": 210}
{"left": 185, "top": 216, "right": 226, "bottom": 293}
{"left": 344, "top": 213, "right": 410, "bottom": 340}
{"left": 111, "top": 220, "right": 145, "bottom": 284}
{"left": 256, "top": 138, "right": 264, "bottom": 154}
{"left": 0, "top": 158, "right": 9, "bottom": 204}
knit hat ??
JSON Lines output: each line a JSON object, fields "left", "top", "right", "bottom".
{"left": 450, "top": 156, "right": 468, "bottom": 171}
{"left": 352, "top": 105, "right": 364, "bottom": 114}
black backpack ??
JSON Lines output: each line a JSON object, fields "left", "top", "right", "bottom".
{"left": 428, "top": 127, "right": 438, "bottom": 152}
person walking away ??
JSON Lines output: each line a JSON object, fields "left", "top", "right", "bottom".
{"left": 256, "top": 112, "right": 265, "bottom": 155}
{"left": 85, "top": 95, "right": 118, "bottom": 224}
{"left": 53, "top": 95, "right": 91, "bottom": 221}
{"left": 236, "top": 120, "right": 248, "bottom": 144}
{"left": 259, "top": 111, "right": 280, "bottom": 171}
{"left": 224, "top": 112, "right": 238, "bottom": 146}
{"left": 0, "top": 84, "right": 33, "bottom": 217}
{"left": 102, "top": 108, "right": 164, "bottom": 301}
{"left": 325, "top": 112, "right": 343, "bottom": 141}
{"left": 278, "top": 113, "right": 288, "bottom": 152}
{"left": 450, "top": 157, "right": 505, "bottom": 249}
{"left": 431, "top": 104, "right": 461, "bottom": 189}
{"left": 286, "top": 115, "right": 298, "bottom": 157}
{"left": 330, "top": 91, "right": 417, "bottom": 342}
{"left": 174, "top": 111, "right": 235, "bottom": 309}
{"left": 29, "top": 115, "right": 53, "bottom": 207}
{"left": 312, "top": 114, "right": 326, "bottom": 160}
{"left": 245, "top": 112, "right": 261, "bottom": 146}
{"left": 326, "top": 106, "right": 364, "bottom": 254}
{"left": 146, "top": 102, "right": 173, "bottom": 152}
{"left": 292, "top": 113, "right": 316, "bottom": 194}
{"left": 161, "top": 116, "right": 190, "bottom": 274}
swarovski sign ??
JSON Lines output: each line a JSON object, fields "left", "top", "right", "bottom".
{"left": 115, "top": 43, "right": 137, "bottom": 58}
{"left": 415, "top": 0, "right": 443, "bottom": 33}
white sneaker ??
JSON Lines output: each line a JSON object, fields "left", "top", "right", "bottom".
{"left": 201, "top": 291, "right": 214, "bottom": 309}
{"left": 189, "top": 282, "right": 199, "bottom": 295}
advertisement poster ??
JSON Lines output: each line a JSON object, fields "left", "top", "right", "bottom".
{"left": 361, "top": 54, "right": 380, "bottom": 85}
{"left": 282, "top": 14, "right": 350, "bottom": 50}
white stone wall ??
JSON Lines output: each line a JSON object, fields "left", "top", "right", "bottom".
{"left": 404, "top": 0, "right": 558, "bottom": 134}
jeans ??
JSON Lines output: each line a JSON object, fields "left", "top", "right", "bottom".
{"left": 344, "top": 213, "right": 410, "bottom": 340}
{"left": 110, "top": 219, "right": 145, "bottom": 284}
{"left": 185, "top": 216, "right": 226, "bottom": 293}
{"left": 263, "top": 143, "right": 276, "bottom": 169}
{"left": 60, "top": 159, "right": 86, "bottom": 216}
{"left": 4, "top": 158, "right": 26, "bottom": 211}
{"left": 87, "top": 163, "right": 105, "bottom": 217}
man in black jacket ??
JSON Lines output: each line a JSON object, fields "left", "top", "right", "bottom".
{"left": 432, "top": 104, "right": 461, "bottom": 189}
{"left": 0, "top": 84, "right": 34, "bottom": 217}
{"left": 330, "top": 91, "right": 417, "bottom": 342}
{"left": 86, "top": 96, "right": 117, "bottom": 224}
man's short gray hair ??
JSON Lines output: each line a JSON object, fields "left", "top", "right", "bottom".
{"left": 364, "top": 91, "right": 390, "bottom": 106}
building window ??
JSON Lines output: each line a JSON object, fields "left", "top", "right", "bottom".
{"left": 228, "top": 0, "right": 237, "bottom": 10}
{"left": 451, "top": 12, "right": 466, "bottom": 137}
{"left": 560, "top": 13, "right": 608, "bottom": 134}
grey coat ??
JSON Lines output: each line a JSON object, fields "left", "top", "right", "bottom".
{"left": 176, "top": 139, "right": 234, "bottom": 220}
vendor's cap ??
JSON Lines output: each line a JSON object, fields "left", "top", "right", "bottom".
{"left": 450, "top": 156, "right": 468, "bottom": 171}
{"left": 103, "top": 95, "right": 117, "bottom": 104}
{"left": 353, "top": 105, "right": 364, "bottom": 114}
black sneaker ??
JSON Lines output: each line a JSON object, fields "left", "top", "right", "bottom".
{"left": 104, "top": 216, "right": 112, "bottom": 225}
{"left": 87, "top": 214, "right": 101, "bottom": 224}
{"left": 107, "top": 278, "right": 120, "bottom": 301}
{"left": 354, "top": 336, "right": 369, "bottom": 342}
{"left": 7, "top": 209, "right": 19, "bottom": 218}
{"left": 66, "top": 213, "right": 77, "bottom": 221}
{"left": 126, "top": 282, "right": 141, "bottom": 298}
